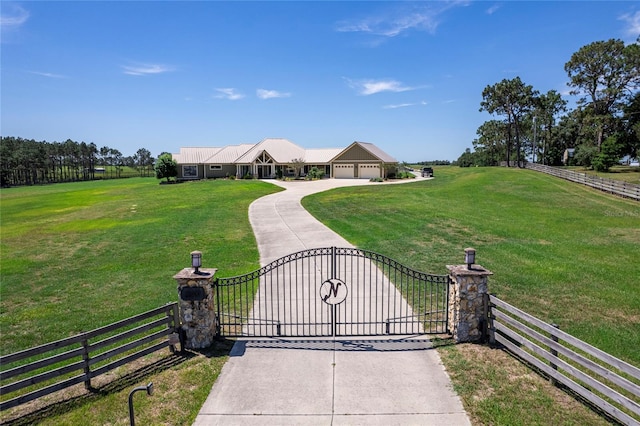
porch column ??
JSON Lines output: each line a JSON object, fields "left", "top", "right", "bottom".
{"left": 174, "top": 252, "right": 217, "bottom": 349}
{"left": 447, "top": 248, "right": 492, "bottom": 343}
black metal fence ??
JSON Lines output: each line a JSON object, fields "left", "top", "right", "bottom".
{"left": 214, "top": 247, "right": 450, "bottom": 337}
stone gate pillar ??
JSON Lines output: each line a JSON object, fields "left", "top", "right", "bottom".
{"left": 447, "top": 248, "right": 492, "bottom": 343}
{"left": 173, "top": 251, "right": 217, "bottom": 349}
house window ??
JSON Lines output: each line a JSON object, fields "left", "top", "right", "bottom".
{"left": 183, "top": 165, "right": 198, "bottom": 178}
{"left": 210, "top": 165, "right": 222, "bottom": 170}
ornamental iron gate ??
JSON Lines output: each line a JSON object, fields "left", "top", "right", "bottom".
{"left": 213, "top": 247, "right": 450, "bottom": 337}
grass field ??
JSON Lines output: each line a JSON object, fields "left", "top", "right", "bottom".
{"left": 0, "top": 178, "right": 280, "bottom": 424}
{"left": 303, "top": 166, "right": 639, "bottom": 424}
{"left": 304, "top": 166, "right": 639, "bottom": 364}
{"left": 1, "top": 168, "right": 638, "bottom": 424}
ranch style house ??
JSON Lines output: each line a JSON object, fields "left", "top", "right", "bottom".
{"left": 172, "top": 138, "right": 398, "bottom": 180}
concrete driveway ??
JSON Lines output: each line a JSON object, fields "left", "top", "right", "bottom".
{"left": 193, "top": 176, "right": 470, "bottom": 425}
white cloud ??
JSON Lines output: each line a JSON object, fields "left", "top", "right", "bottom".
{"left": 486, "top": 4, "right": 501, "bottom": 15}
{"left": 29, "top": 71, "right": 66, "bottom": 79}
{"left": 336, "top": 1, "right": 468, "bottom": 38}
{"left": 1, "top": 3, "right": 29, "bottom": 42}
{"left": 257, "top": 89, "right": 291, "bottom": 99}
{"left": 345, "top": 77, "right": 425, "bottom": 95}
{"left": 121, "top": 63, "right": 173, "bottom": 76}
{"left": 383, "top": 103, "right": 413, "bottom": 109}
{"left": 383, "top": 101, "right": 428, "bottom": 109}
{"left": 619, "top": 11, "right": 640, "bottom": 39}
{"left": 214, "top": 88, "right": 245, "bottom": 100}
{"left": 0, "top": 4, "right": 29, "bottom": 29}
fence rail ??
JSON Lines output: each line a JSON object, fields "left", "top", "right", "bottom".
{"left": 0, "top": 303, "right": 181, "bottom": 411}
{"left": 486, "top": 294, "right": 640, "bottom": 425}
{"left": 503, "top": 162, "right": 640, "bottom": 200}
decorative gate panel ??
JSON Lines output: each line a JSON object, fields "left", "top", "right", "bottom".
{"left": 214, "top": 247, "right": 449, "bottom": 337}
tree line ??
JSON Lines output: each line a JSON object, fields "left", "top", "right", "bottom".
{"left": 458, "top": 38, "right": 640, "bottom": 172}
{"left": 0, "top": 137, "right": 155, "bottom": 187}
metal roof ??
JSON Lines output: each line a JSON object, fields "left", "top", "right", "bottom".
{"left": 305, "top": 148, "right": 343, "bottom": 163}
{"left": 172, "top": 147, "right": 222, "bottom": 164}
{"left": 209, "top": 144, "right": 254, "bottom": 164}
{"left": 173, "top": 139, "right": 397, "bottom": 165}
{"left": 235, "top": 138, "right": 306, "bottom": 164}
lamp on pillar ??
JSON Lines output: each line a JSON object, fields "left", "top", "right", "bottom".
{"left": 464, "top": 247, "right": 476, "bottom": 270}
{"left": 191, "top": 251, "right": 208, "bottom": 276}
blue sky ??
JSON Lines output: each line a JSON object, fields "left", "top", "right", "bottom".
{"left": 2, "top": 1, "right": 639, "bottom": 162}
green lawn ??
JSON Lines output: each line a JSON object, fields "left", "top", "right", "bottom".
{"left": 303, "top": 166, "right": 639, "bottom": 424}
{"left": 1, "top": 169, "right": 638, "bottom": 425}
{"left": 0, "top": 178, "right": 280, "bottom": 424}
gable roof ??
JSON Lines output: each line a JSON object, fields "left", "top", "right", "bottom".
{"left": 331, "top": 141, "right": 397, "bottom": 163}
{"left": 173, "top": 139, "right": 397, "bottom": 166}
{"left": 235, "top": 138, "right": 306, "bottom": 164}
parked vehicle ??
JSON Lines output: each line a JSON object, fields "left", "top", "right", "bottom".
{"left": 421, "top": 167, "right": 433, "bottom": 177}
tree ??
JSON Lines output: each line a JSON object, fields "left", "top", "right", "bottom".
{"left": 573, "top": 145, "right": 599, "bottom": 168}
{"left": 620, "top": 92, "right": 640, "bottom": 160}
{"left": 473, "top": 120, "right": 509, "bottom": 166}
{"left": 593, "top": 135, "right": 625, "bottom": 172}
{"left": 564, "top": 38, "right": 640, "bottom": 148}
{"left": 110, "top": 148, "right": 123, "bottom": 178}
{"left": 288, "top": 158, "right": 305, "bottom": 178}
{"left": 533, "top": 90, "right": 567, "bottom": 164}
{"left": 456, "top": 148, "right": 476, "bottom": 167}
{"left": 480, "top": 77, "right": 538, "bottom": 167}
{"left": 134, "top": 148, "right": 153, "bottom": 177}
{"left": 155, "top": 153, "right": 178, "bottom": 182}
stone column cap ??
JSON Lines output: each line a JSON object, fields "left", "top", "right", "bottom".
{"left": 446, "top": 264, "right": 493, "bottom": 276}
{"left": 173, "top": 268, "right": 217, "bottom": 280}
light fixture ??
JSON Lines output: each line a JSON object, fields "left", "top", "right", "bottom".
{"left": 191, "top": 251, "right": 202, "bottom": 274}
{"left": 464, "top": 248, "right": 476, "bottom": 270}
{"left": 128, "top": 382, "right": 153, "bottom": 426}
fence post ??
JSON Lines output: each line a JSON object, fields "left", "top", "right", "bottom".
{"left": 481, "top": 292, "right": 491, "bottom": 343}
{"left": 81, "top": 338, "right": 92, "bottom": 390}
{"left": 166, "top": 303, "right": 181, "bottom": 354}
{"left": 550, "top": 324, "right": 560, "bottom": 386}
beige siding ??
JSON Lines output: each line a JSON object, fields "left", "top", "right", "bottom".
{"left": 333, "top": 144, "right": 378, "bottom": 162}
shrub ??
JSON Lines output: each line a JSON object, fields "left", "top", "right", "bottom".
{"left": 305, "top": 167, "right": 324, "bottom": 180}
{"left": 593, "top": 136, "right": 624, "bottom": 172}
{"left": 573, "top": 145, "right": 598, "bottom": 168}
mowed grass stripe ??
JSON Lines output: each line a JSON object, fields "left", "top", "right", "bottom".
{"left": 303, "top": 166, "right": 640, "bottom": 365}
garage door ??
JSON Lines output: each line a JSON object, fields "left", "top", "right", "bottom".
{"left": 334, "top": 164, "right": 354, "bottom": 178}
{"left": 358, "top": 164, "right": 380, "bottom": 179}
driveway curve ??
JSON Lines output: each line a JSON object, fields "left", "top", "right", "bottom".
{"left": 194, "top": 176, "right": 470, "bottom": 425}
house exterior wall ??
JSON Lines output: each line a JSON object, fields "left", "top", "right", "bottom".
{"left": 205, "top": 165, "right": 236, "bottom": 179}
{"left": 179, "top": 164, "right": 202, "bottom": 180}
{"left": 333, "top": 144, "right": 378, "bottom": 162}
{"left": 175, "top": 140, "right": 396, "bottom": 180}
